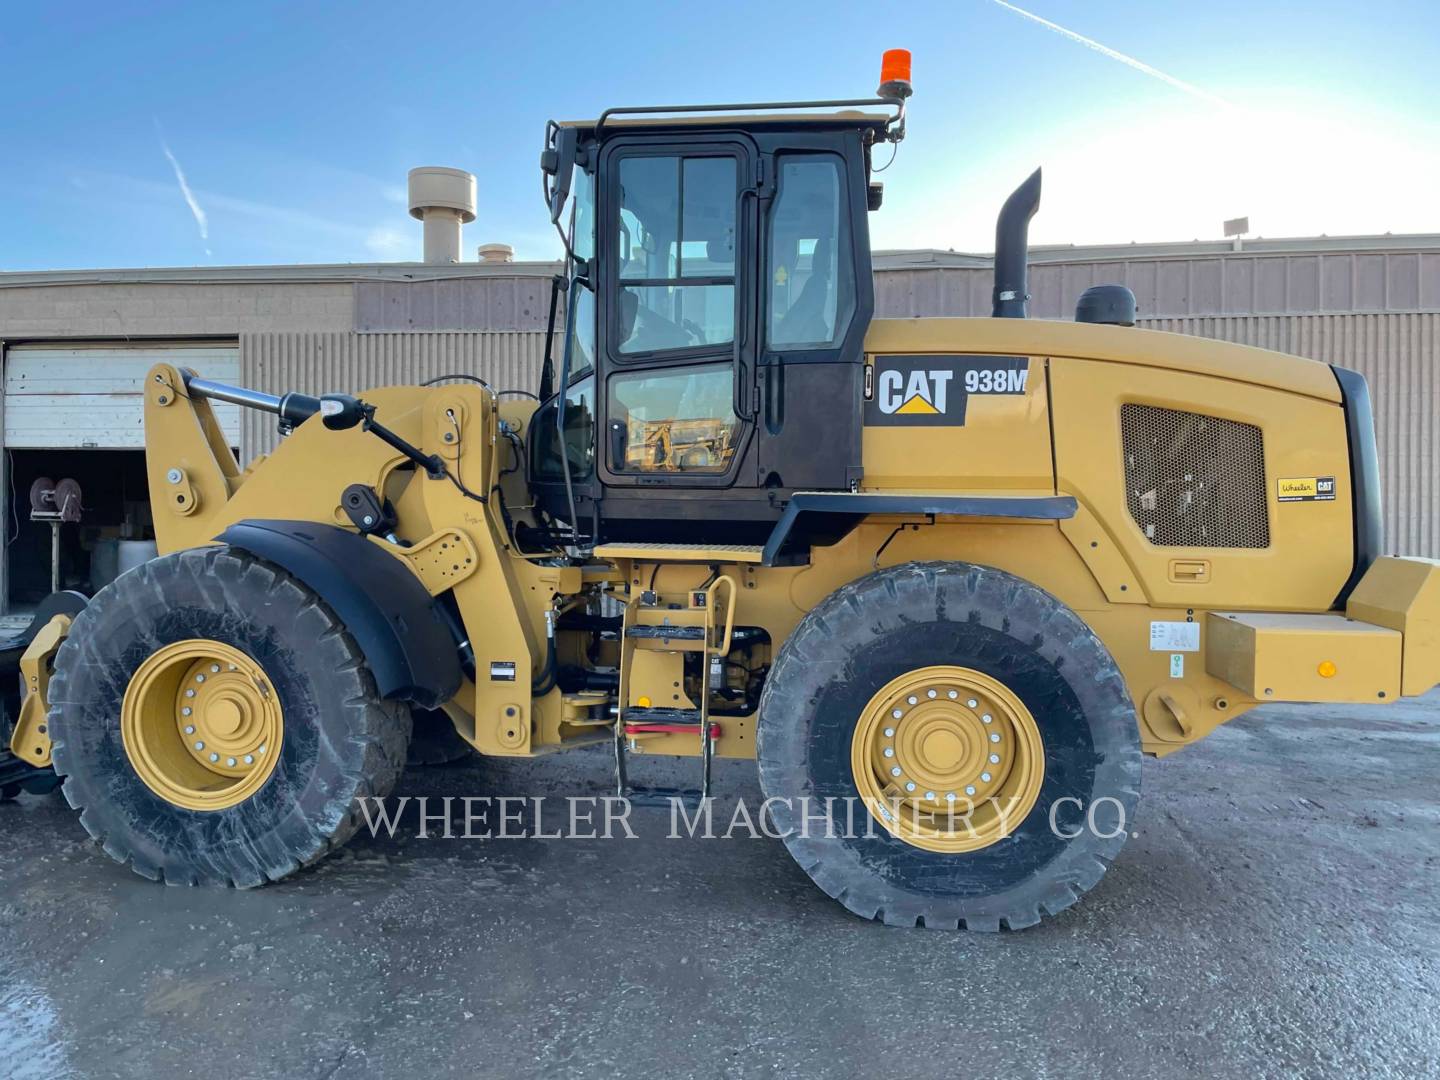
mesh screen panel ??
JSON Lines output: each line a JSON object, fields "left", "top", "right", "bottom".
{"left": 1121, "top": 404, "right": 1270, "bottom": 548}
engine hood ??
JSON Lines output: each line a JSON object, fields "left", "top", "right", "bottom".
{"left": 864, "top": 317, "right": 1342, "bottom": 403}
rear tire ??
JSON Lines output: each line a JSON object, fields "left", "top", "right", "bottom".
{"left": 47, "top": 546, "right": 411, "bottom": 887}
{"left": 757, "top": 561, "right": 1141, "bottom": 931}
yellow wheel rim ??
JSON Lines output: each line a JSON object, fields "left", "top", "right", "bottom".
{"left": 121, "top": 639, "right": 283, "bottom": 812}
{"left": 850, "top": 665, "right": 1044, "bottom": 853}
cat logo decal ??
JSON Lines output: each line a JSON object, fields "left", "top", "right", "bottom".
{"left": 864, "top": 355, "right": 1029, "bottom": 427}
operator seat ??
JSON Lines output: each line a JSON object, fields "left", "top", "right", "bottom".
{"left": 618, "top": 289, "right": 640, "bottom": 348}
{"left": 775, "top": 235, "right": 834, "bottom": 344}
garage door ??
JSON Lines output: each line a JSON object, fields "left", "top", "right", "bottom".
{"left": 2, "top": 344, "right": 242, "bottom": 449}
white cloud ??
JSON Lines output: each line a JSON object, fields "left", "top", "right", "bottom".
{"left": 365, "top": 226, "right": 414, "bottom": 259}
{"left": 875, "top": 91, "right": 1440, "bottom": 252}
{"left": 70, "top": 167, "right": 411, "bottom": 262}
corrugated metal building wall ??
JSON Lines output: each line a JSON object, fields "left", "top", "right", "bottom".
{"left": 239, "top": 330, "right": 546, "bottom": 457}
{"left": 1, "top": 240, "right": 1435, "bottom": 563}
{"left": 872, "top": 240, "right": 1440, "bottom": 555}
{"left": 352, "top": 276, "right": 552, "bottom": 333}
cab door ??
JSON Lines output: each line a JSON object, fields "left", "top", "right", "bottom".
{"left": 595, "top": 137, "right": 759, "bottom": 490}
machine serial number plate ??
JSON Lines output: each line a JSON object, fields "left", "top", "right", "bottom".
{"left": 864, "top": 355, "right": 1029, "bottom": 427}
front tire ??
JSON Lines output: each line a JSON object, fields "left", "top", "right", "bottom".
{"left": 757, "top": 561, "right": 1141, "bottom": 930}
{"left": 47, "top": 547, "right": 411, "bottom": 886}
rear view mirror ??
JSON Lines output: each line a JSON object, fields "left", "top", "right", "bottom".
{"left": 543, "top": 125, "right": 578, "bottom": 225}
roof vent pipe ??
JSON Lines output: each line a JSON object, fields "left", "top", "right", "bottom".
{"left": 408, "top": 167, "right": 477, "bottom": 264}
{"left": 991, "top": 167, "right": 1042, "bottom": 319}
{"left": 477, "top": 242, "right": 514, "bottom": 264}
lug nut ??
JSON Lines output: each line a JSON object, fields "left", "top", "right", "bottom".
{"left": 883, "top": 747, "right": 895, "bottom": 758}
{"left": 890, "top": 766, "right": 902, "bottom": 777}
{"left": 194, "top": 740, "right": 204, "bottom": 750}
{"left": 990, "top": 733, "right": 1000, "bottom": 743}
{"left": 195, "top": 674, "right": 205, "bottom": 683}
{"left": 982, "top": 714, "right": 992, "bottom": 724}
{"left": 907, "top": 696, "right": 917, "bottom": 705}
{"left": 182, "top": 707, "right": 192, "bottom": 717}
{"left": 981, "top": 772, "right": 992, "bottom": 782}
{"left": 884, "top": 727, "right": 895, "bottom": 738}
{"left": 211, "top": 664, "right": 220, "bottom": 673}
{"left": 925, "top": 791, "right": 936, "bottom": 800}
{"left": 945, "top": 793, "right": 956, "bottom": 803}
{"left": 892, "top": 709, "right": 903, "bottom": 719}
{"left": 243, "top": 755, "right": 254, "bottom": 765}
{"left": 209, "top": 753, "right": 219, "bottom": 762}
{"left": 967, "top": 699, "right": 978, "bottom": 708}
{"left": 184, "top": 725, "right": 195, "bottom": 735}
{"left": 226, "top": 757, "right": 237, "bottom": 767}
{"left": 185, "top": 689, "right": 196, "bottom": 699}
{"left": 990, "top": 753, "right": 1000, "bottom": 764}
{"left": 927, "top": 689, "right": 937, "bottom": 698}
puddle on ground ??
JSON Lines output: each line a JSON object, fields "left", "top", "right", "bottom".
{"left": 0, "top": 975, "right": 74, "bottom": 1079}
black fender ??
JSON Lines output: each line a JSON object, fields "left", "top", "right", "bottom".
{"left": 216, "top": 520, "right": 462, "bottom": 709}
{"left": 761, "top": 492, "right": 1079, "bottom": 566}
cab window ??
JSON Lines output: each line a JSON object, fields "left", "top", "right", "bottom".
{"left": 767, "top": 155, "right": 854, "bottom": 350}
{"left": 615, "top": 154, "right": 738, "bottom": 355}
{"left": 532, "top": 172, "right": 598, "bottom": 483}
{"left": 607, "top": 363, "right": 738, "bottom": 474}
{"left": 531, "top": 374, "right": 595, "bottom": 481}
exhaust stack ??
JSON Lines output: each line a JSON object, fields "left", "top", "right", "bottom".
{"left": 991, "top": 168, "right": 1042, "bottom": 319}
{"left": 408, "top": 167, "right": 477, "bottom": 264}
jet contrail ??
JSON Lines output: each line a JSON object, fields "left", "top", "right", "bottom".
{"left": 155, "top": 122, "right": 211, "bottom": 255}
{"left": 988, "top": 0, "right": 1233, "bottom": 110}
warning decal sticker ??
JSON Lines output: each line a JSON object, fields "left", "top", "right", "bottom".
{"left": 1150, "top": 621, "right": 1200, "bottom": 652}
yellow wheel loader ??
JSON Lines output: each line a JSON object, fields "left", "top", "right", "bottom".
{"left": 16, "top": 53, "right": 1440, "bottom": 930}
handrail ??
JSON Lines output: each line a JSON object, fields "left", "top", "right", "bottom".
{"left": 704, "top": 574, "right": 739, "bottom": 657}
{"left": 593, "top": 96, "right": 905, "bottom": 141}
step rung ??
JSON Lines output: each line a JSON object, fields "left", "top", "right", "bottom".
{"left": 595, "top": 543, "right": 762, "bottom": 564}
{"left": 625, "top": 723, "right": 719, "bottom": 739}
{"left": 626, "top": 624, "right": 705, "bottom": 641}
{"left": 623, "top": 705, "right": 702, "bottom": 725}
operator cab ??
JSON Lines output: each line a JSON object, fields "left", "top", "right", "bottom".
{"left": 528, "top": 60, "right": 911, "bottom": 548}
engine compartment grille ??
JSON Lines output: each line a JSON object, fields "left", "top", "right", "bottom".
{"left": 1121, "top": 404, "right": 1270, "bottom": 549}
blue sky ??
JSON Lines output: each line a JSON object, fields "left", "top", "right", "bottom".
{"left": 2, "top": 0, "right": 1437, "bottom": 269}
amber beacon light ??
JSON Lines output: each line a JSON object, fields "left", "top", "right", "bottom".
{"left": 877, "top": 49, "right": 913, "bottom": 99}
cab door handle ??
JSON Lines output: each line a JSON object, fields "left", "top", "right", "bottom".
{"left": 1168, "top": 559, "right": 1210, "bottom": 583}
